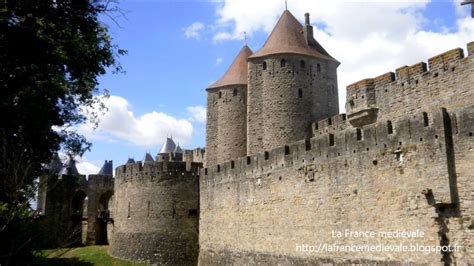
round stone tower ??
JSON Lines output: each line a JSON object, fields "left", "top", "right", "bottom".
{"left": 246, "top": 11, "right": 340, "bottom": 155}
{"left": 206, "top": 45, "right": 253, "bottom": 167}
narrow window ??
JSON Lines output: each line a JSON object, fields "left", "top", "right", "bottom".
{"left": 423, "top": 112, "right": 429, "bottom": 127}
{"left": 262, "top": 61, "right": 267, "bottom": 70}
{"left": 284, "top": 145, "right": 290, "bottom": 155}
{"left": 356, "top": 128, "right": 362, "bottom": 141}
{"left": 298, "top": 89, "right": 303, "bottom": 98}
{"left": 231, "top": 160, "right": 235, "bottom": 169}
{"left": 328, "top": 118, "right": 332, "bottom": 125}
{"left": 127, "top": 202, "right": 131, "bottom": 219}
{"left": 300, "top": 60, "right": 305, "bottom": 69}
{"left": 264, "top": 151, "right": 269, "bottom": 160}
{"left": 305, "top": 139, "right": 311, "bottom": 151}
{"left": 218, "top": 91, "right": 222, "bottom": 98}
{"left": 246, "top": 156, "right": 251, "bottom": 165}
{"left": 217, "top": 164, "right": 220, "bottom": 172}
{"left": 147, "top": 201, "right": 150, "bottom": 217}
{"left": 233, "top": 89, "right": 238, "bottom": 96}
{"left": 329, "top": 134, "right": 335, "bottom": 146}
{"left": 317, "top": 63, "right": 321, "bottom": 73}
{"left": 280, "top": 59, "right": 286, "bottom": 67}
{"left": 387, "top": 120, "right": 393, "bottom": 134}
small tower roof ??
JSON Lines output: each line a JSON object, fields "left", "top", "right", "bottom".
{"left": 126, "top": 158, "right": 135, "bottom": 164}
{"left": 208, "top": 45, "right": 253, "bottom": 89}
{"left": 159, "top": 137, "right": 177, "bottom": 154}
{"left": 97, "top": 160, "right": 113, "bottom": 175}
{"left": 174, "top": 143, "right": 184, "bottom": 154}
{"left": 248, "top": 10, "right": 337, "bottom": 62}
{"left": 143, "top": 153, "right": 155, "bottom": 163}
{"left": 60, "top": 157, "right": 80, "bottom": 176}
{"left": 45, "top": 153, "right": 63, "bottom": 174}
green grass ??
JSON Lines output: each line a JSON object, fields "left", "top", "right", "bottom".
{"left": 34, "top": 245, "right": 148, "bottom": 266}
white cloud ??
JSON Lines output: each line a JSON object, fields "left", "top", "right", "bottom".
{"left": 215, "top": 57, "right": 223, "bottom": 65}
{"left": 208, "top": 0, "right": 474, "bottom": 111}
{"left": 187, "top": 105, "right": 207, "bottom": 123}
{"left": 184, "top": 22, "right": 205, "bottom": 39}
{"left": 78, "top": 95, "right": 193, "bottom": 147}
{"left": 76, "top": 158, "right": 101, "bottom": 176}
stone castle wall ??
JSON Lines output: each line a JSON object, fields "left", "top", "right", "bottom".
{"left": 109, "top": 161, "right": 201, "bottom": 265}
{"left": 39, "top": 173, "right": 114, "bottom": 247}
{"left": 346, "top": 42, "right": 474, "bottom": 126}
{"left": 199, "top": 106, "right": 474, "bottom": 264}
{"left": 247, "top": 55, "right": 338, "bottom": 156}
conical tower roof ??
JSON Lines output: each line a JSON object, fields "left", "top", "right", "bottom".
{"left": 45, "top": 153, "right": 63, "bottom": 174}
{"left": 143, "top": 153, "right": 155, "bottom": 163}
{"left": 174, "top": 143, "right": 184, "bottom": 154}
{"left": 208, "top": 45, "right": 253, "bottom": 89}
{"left": 60, "top": 157, "right": 80, "bottom": 176}
{"left": 249, "top": 10, "right": 337, "bottom": 62}
{"left": 97, "top": 160, "right": 113, "bottom": 175}
{"left": 159, "top": 137, "right": 176, "bottom": 154}
{"left": 126, "top": 158, "right": 135, "bottom": 164}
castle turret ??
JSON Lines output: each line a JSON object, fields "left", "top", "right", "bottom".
{"left": 246, "top": 10, "right": 339, "bottom": 155}
{"left": 206, "top": 45, "right": 253, "bottom": 167}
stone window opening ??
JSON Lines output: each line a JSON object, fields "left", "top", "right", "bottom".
{"left": 231, "top": 161, "right": 235, "bottom": 169}
{"left": 147, "top": 201, "right": 150, "bottom": 217}
{"left": 387, "top": 120, "right": 393, "bottom": 134}
{"left": 423, "top": 112, "right": 429, "bottom": 127}
{"left": 305, "top": 139, "right": 311, "bottom": 151}
{"left": 298, "top": 89, "right": 303, "bottom": 98}
{"left": 280, "top": 59, "right": 286, "bottom": 67}
{"left": 356, "top": 128, "right": 363, "bottom": 141}
{"left": 284, "top": 145, "right": 290, "bottom": 155}
{"left": 300, "top": 60, "right": 305, "bottom": 69}
{"left": 329, "top": 134, "right": 335, "bottom": 146}
{"left": 264, "top": 151, "right": 269, "bottom": 160}
{"left": 317, "top": 63, "right": 321, "bottom": 73}
{"left": 233, "top": 89, "right": 238, "bottom": 96}
{"left": 127, "top": 202, "right": 131, "bottom": 219}
{"left": 263, "top": 61, "right": 267, "bottom": 70}
{"left": 246, "top": 156, "right": 251, "bottom": 165}
{"left": 218, "top": 91, "right": 222, "bottom": 98}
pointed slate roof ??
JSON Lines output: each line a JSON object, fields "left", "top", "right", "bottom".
{"left": 45, "top": 153, "right": 63, "bottom": 174}
{"left": 208, "top": 45, "right": 253, "bottom": 89}
{"left": 97, "top": 160, "right": 113, "bottom": 175}
{"left": 143, "top": 153, "right": 155, "bottom": 163}
{"left": 60, "top": 157, "right": 80, "bottom": 176}
{"left": 126, "top": 158, "right": 135, "bottom": 164}
{"left": 174, "top": 143, "right": 184, "bottom": 154}
{"left": 248, "top": 10, "right": 337, "bottom": 62}
{"left": 159, "top": 137, "right": 176, "bottom": 154}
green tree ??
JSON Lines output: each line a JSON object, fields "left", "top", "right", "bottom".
{"left": 0, "top": 0, "right": 125, "bottom": 263}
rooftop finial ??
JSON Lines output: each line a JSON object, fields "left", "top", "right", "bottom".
{"left": 285, "top": 0, "right": 288, "bottom": 10}
{"left": 244, "top": 31, "right": 247, "bottom": 45}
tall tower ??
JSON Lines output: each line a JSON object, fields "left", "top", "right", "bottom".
{"left": 206, "top": 45, "right": 253, "bottom": 167}
{"left": 246, "top": 11, "right": 339, "bottom": 155}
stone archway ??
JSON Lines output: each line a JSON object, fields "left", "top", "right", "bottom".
{"left": 95, "top": 191, "right": 113, "bottom": 245}
{"left": 70, "top": 190, "right": 87, "bottom": 246}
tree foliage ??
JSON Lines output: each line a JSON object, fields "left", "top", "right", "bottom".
{"left": 0, "top": 0, "right": 125, "bottom": 263}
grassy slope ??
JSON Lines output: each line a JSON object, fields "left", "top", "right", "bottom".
{"left": 34, "top": 245, "right": 148, "bottom": 266}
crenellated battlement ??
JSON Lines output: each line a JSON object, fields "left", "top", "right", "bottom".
{"left": 345, "top": 42, "right": 474, "bottom": 127}
{"left": 311, "top": 113, "right": 348, "bottom": 136}
{"left": 201, "top": 107, "right": 467, "bottom": 187}
{"left": 115, "top": 160, "right": 202, "bottom": 184}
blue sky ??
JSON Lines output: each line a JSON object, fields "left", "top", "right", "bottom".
{"left": 74, "top": 0, "right": 474, "bottom": 174}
